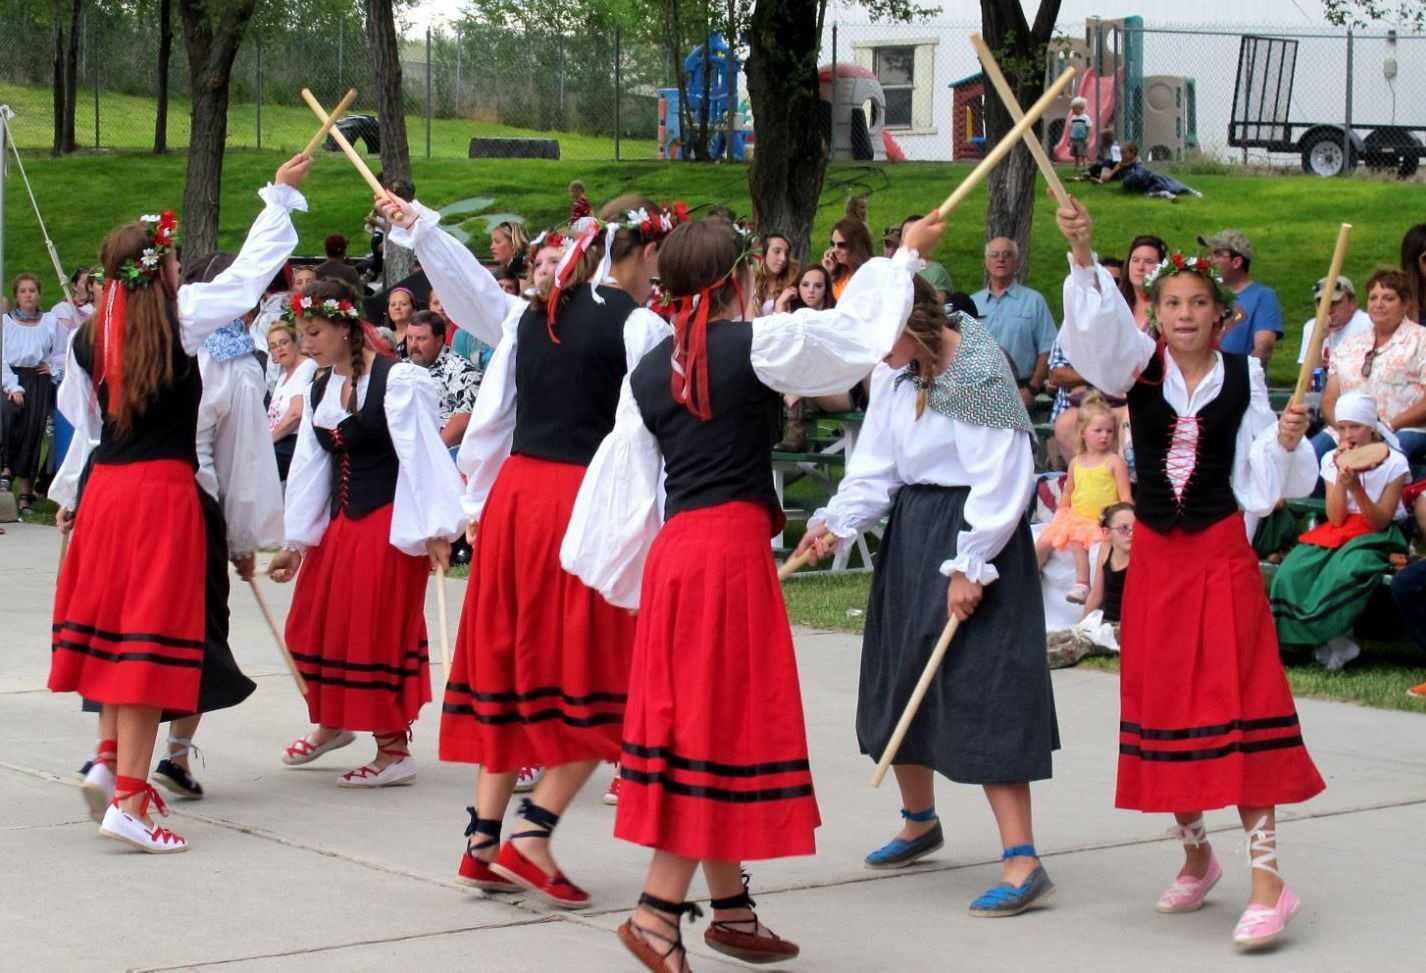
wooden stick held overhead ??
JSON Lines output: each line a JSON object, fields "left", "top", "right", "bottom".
{"left": 871, "top": 616, "right": 960, "bottom": 787}
{"left": 248, "top": 578, "right": 309, "bottom": 697}
{"left": 302, "top": 88, "right": 357, "bottom": 156}
{"left": 301, "top": 88, "right": 385, "bottom": 196}
{"left": 971, "top": 34, "right": 1072, "bottom": 209}
{"left": 1292, "top": 222, "right": 1354, "bottom": 407}
{"left": 434, "top": 565, "right": 452, "bottom": 680}
{"left": 937, "top": 66, "right": 1077, "bottom": 219}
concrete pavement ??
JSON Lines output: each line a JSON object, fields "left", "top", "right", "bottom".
{"left": 2, "top": 520, "right": 1424, "bottom": 972}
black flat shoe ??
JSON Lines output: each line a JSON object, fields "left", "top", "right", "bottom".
{"left": 152, "top": 758, "right": 205, "bottom": 799}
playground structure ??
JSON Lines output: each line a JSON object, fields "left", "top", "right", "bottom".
{"left": 952, "top": 17, "right": 1198, "bottom": 164}
{"left": 657, "top": 34, "right": 754, "bottom": 161}
{"left": 818, "top": 63, "right": 907, "bottom": 162}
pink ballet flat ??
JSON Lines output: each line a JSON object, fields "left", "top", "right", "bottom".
{"left": 1233, "top": 886, "right": 1301, "bottom": 950}
{"left": 1156, "top": 855, "right": 1222, "bottom": 913}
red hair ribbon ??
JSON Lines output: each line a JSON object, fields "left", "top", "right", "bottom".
{"left": 669, "top": 285, "right": 715, "bottom": 422}
{"left": 361, "top": 321, "right": 396, "bottom": 358}
{"left": 95, "top": 279, "right": 128, "bottom": 418}
{"left": 544, "top": 223, "right": 602, "bottom": 344}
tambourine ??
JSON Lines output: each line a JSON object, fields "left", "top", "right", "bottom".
{"left": 1336, "top": 441, "right": 1390, "bottom": 473}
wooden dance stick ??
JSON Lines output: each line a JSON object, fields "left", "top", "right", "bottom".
{"left": 936, "top": 66, "right": 1076, "bottom": 219}
{"left": 1292, "top": 222, "right": 1354, "bottom": 407}
{"left": 301, "top": 88, "right": 357, "bottom": 156}
{"left": 435, "top": 565, "right": 453, "bottom": 679}
{"left": 971, "top": 34, "right": 1072, "bottom": 210}
{"left": 248, "top": 578, "right": 309, "bottom": 697}
{"left": 777, "top": 549, "right": 817, "bottom": 581}
{"left": 871, "top": 615, "right": 961, "bottom": 787}
{"left": 301, "top": 88, "right": 385, "bottom": 196}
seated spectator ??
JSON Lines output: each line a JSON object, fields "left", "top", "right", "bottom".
{"left": 1392, "top": 480, "right": 1426, "bottom": 697}
{"left": 754, "top": 233, "right": 797, "bottom": 316}
{"left": 1270, "top": 393, "right": 1410, "bottom": 670}
{"left": 1099, "top": 142, "right": 1202, "bottom": 200}
{"left": 1299, "top": 274, "right": 1370, "bottom": 370}
{"left": 406, "top": 310, "right": 479, "bottom": 452}
{"left": 1200, "top": 228, "right": 1282, "bottom": 368}
{"left": 972, "top": 236, "right": 1057, "bottom": 408}
{"left": 823, "top": 217, "right": 873, "bottom": 301}
{"left": 266, "top": 321, "right": 318, "bottom": 483}
{"left": 489, "top": 220, "right": 529, "bottom": 278}
{"left": 774, "top": 265, "right": 835, "bottom": 314}
{"left": 385, "top": 285, "right": 418, "bottom": 357}
{"left": 315, "top": 233, "right": 363, "bottom": 291}
{"left": 438, "top": 289, "right": 493, "bottom": 371}
{"left": 1086, "top": 128, "right": 1121, "bottom": 180}
{"left": 773, "top": 266, "right": 852, "bottom": 450}
{"left": 1401, "top": 223, "right": 1426, "bottom": 321}
{"left": 896, "top": 214, "right": 954, "bottom": 302}
{"left": 1322, "top": 267, "right": 1426, "bottom": 477}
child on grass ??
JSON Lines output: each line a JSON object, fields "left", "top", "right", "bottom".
{"left": 569, "top": 179, "right": 591, "bottom": 221}
{"left": 1270, "top": 392, "right": 1409, "bottom": 670}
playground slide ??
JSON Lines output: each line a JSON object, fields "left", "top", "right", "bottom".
{"left": 882, "top": 131, "right": 907, "bottom": 162}
{"left": 1053, "top": 70, "right": 1117, "bottom": 163}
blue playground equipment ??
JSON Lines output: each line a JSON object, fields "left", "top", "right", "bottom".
{"left": 658, "top": 34, "right": 752, "bottom": 160}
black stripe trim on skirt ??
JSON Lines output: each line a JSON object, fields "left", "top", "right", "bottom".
{"left": 53, "top": 621, "right": 205, "bottom": 651}
{"left": 52, "top": 640, "right": 205, "bottom": 669}
{"left": 440, "top": 703, "right": 625, "bottom": 728}
{"left": 288, "top": 648, "right": 426, "bottom": 678}
{"left": 1120, "top": 714, "right": 1300, "bottom": 741}
{"left": 298, "top": 671, "right": 424, "bottom": 693}
{"left": 1120, "top": 735, "right": 1306, "bottom": 763}
{"left": 621, "top": 742, "right": 811, "bottom": 779}
{"left": 445, "top": 682, "right": 628, "bottom": 706}
{"left": 619, "top": 767, "right": 814, "bottom": 804}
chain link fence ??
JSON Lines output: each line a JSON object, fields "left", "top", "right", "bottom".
{"left": 0, "top": 8, "right": 663, "bottom": 161}
{"left": 3, "top": 10, "right": 1423, "bottom": 177}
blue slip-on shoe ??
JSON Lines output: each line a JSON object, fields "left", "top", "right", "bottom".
{"left": 969, "top": 844, "right": 1056, "bottom": 917}
{"left": 864, "top": 807, "right": 944, "bottom": 869}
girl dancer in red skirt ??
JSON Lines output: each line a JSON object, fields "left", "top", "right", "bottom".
{"left": 48, "top": 155, "right": 311, "bottom": 853}
{"left": 375, "top": 193, "right": 677, "bottom": 906}
{"left": 1056, "top": 197, "right": 1325, "bottom": 950}
{"left": 562, "top": 213, "right": 944, "bottom": 971}
{"left": 268, "top": 279, "right": 466, "bottom": 786}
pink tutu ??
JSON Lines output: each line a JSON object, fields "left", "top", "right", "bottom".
{"left": 1040, "top": 505, "right": 1103, "bottom": 549}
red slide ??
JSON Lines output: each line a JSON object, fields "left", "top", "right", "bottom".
{"left": 1053, "top": 70, "right": 1117, "bottom": 163}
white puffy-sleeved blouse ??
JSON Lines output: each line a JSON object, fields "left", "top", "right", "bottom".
{"left": 560, "top": 250, "right": 923, "bottom": 608}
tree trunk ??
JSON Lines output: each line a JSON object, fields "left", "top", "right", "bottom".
{"left": 62, "top": 0, "right": 83, "bottom": 152}
{"left": 154, "top": 0, "right": 173, "bottom": 154}
{"left": 746, "top": 0, "right": 826, "bottom": 262}
{"left": 696, "top": 30, "right": 711, "bottom": 161}
{"left": 666, "top": 0, "right": 696, "bottom": 161}
{"left": 179, "top": 0, "right": 257, "bottom": 267}
{"left": 980, "top": 0, "right": 1063, "bottom": 280}
{"left": 50, "top": 1, "right": 66, "bottom": 155}
{"left": 365, "top": 0, "right": 413, "bottom": 187}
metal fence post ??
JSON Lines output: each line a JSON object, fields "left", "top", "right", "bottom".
{"left": 456, "top": 25, "right": 462, "bottom": 116}
{"left": 93, "top": 27, "right": 100, "bottom": 149}
{"left": 338, "top": 17, "right": 344, "bottom": 90}
{"left": 426, "top": 26, "right": 432, "bottom": 160}
{"left": 614, "top": 27, "right": 622, "bottom": 161}
{"left": 256, "top": 32, "right": 263, "bottom": 150}
{"left": 1343, "top": 28, "right": 1353, "bottom": 175}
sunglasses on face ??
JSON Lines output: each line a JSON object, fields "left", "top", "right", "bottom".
{"left": 830, "top": 240, "right": 848, "bottom": 250}
{"left": 1362, "top": 347, "right": 1378, "bottom": 378}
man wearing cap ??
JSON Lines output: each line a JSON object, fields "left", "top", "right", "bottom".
{"left": 972, "top": 236, "right": 1058, "bottom": 407}
{"left": 891, "top": 215, "right": 955, "bottom": 302}
{"left": 1297, "top": 274, "right": 1370, "bottom": 367}
{"left": 1202, "top": 229, "right": 1284, "bottom": 368}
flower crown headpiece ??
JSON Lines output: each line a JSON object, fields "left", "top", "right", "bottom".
{"left": 117, "top": 212, "right": 179, "bottom": 290}
{"left": 613, "top": 201, "right": 690, "bottom": 241}
{"left": 283, "top": 293, "right": 362, "bottom": 324}
{"left": 1143, "top": 251, "right": 1238, "bottom": 326}
{"left": 529, "top": 229, "right": 570, "bottom": 254}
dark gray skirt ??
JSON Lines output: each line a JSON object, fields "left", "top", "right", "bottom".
{"left": 857, "top": 484, "right": 1058, "bottom": 784}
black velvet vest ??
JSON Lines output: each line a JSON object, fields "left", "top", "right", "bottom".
{"left": 310, "top": 355, "right": 400, "bottom": 519}
{"left": 1128, "top": 350, "right": 1250, "bottom": 532}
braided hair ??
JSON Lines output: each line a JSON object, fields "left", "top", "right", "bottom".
{"left": 902, "top": 275, "right": 957, "bottom": 419}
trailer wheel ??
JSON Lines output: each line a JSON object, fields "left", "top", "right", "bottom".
{"left": 1300, "top": 129, "right": 1354, "bottom": 177}
{"left": 1363, "top": 127, "right": 1422, "bottom": 179}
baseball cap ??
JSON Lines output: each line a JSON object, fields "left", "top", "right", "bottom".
{"left": 1196, "top": 229, "right": 1255, "bottom": 262}
{"left": 1313, "top": 274, "right": 1355, "bottom": 300}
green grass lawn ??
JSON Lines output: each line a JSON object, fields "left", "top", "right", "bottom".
{"left": 0, "top": 82, "right": 655, "bottom": 162}
{"left": 2, "top": 144, "right": 1418, "bottom": 385}
{"left": 783, "top": 570, "right": 1426, "bottom": 713}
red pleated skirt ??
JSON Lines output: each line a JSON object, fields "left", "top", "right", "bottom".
{"left": 439, "top": 455, "right": 635, "bottom": 771}
{"left": 1117, "top": 514, "right": 1326, "bottom": 812}
{"left": 616, "top": 501, "right": 821, "bottom": 862}
{"left": 285, "top": 504, "right": 432, "bottom": 733}
{"left": 50, "top": 460, "right": 206, "bottom": 711}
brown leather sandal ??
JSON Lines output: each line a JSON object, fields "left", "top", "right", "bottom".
{"left": 618, "top": 894, "right": 702, "bottom": 973}
{"left": 703, "top": 873, "right": 799, "bottom": 964}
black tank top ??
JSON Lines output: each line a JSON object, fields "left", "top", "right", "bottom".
{"left": 71, "top": 318, "right": 201, "bottom": 469}
{"left": 630, "top": 321, "right": 783, "bottom": 528}
{"left": 1101, "top": 554, "right": 1127, "bottom": 623}
{"left": 512, "top": 285, "right": 638, "bottom": 466}
{"left": 1128, "top": 351, "right": 1250, "bottom": 533}
{"left": 309, "top": 355, "right": 400, "bottom": 519}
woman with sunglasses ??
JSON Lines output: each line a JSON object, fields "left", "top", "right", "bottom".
{"left": 1321, "top": 268, "right": 1426, "bottom": 478}
{"left": 822, "top": 218, "right": 874, "bottom": 301}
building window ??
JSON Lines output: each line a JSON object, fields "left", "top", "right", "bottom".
{"left": 874, "top": 46, "right": 915, "bottom": 129}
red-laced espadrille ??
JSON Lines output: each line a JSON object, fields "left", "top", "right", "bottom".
{"left": 456, "top": 808, "right": 519, "bottom": 893}
{"left": 487, "top": 800, "right": 590, "bottom": 908}
{"left": 99, "top": 776, "right": 188, "bottom": 854}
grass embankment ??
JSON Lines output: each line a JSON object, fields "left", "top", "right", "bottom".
{"left": 0, "top": 82, "right": 655, "bottom": 162}
{"left": 3, "top": 146, "right": 1418, "bottom": 385}
{"left": 782, "top": 572, "right": 1426, "bottom": 714}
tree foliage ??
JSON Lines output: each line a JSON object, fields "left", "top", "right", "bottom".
{"left": 1323, "top": 1, "right": 1426, "bottom": 28}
